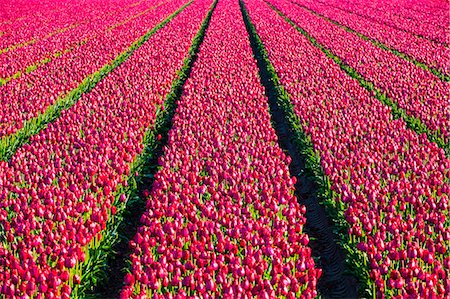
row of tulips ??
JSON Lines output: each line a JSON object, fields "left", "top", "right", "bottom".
{"left": 268, "top": 0, "right": 450, "bottom": 149}
{"left": 0, "top": 0, "right": 112, "bottom": 50}
{"left": 288, "top": 1, "right": 448, "bottom": 85}
{"left": 291, "top": 0, "right": 450, "bottom": 79}
{"left": 312, "top": 0, "right": 447, "bottom": 45}
{"left": 0, "top": 0, "right": 184, "bottom": 139}
{"left": 120, "top": 0, "right": 321, "bottom": 297}
{"left": 0, "top": 0, "right": 190, "bottom": 160}
{"left": 0, "top": 0, "right": 213, "bottom": 297}
{"left": 244, "top": 0, "right": 449, "bottom": 297}
{"left": 356, "top": 0, "right": 450, "bottom": 26}
{"left": 0, "top": 0, "right": 166, "bottom": 80}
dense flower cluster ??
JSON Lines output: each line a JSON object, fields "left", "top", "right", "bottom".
{"left": 0, "top": 1, "right": 210, "bottom": 296}
{"left": 0, "top": 0, "right": 165, "bottom": 79}
{"left": 121, "top": 0, "right": 320, "bottom": 297}
{"left": 1, "top": 0, "right": 448, "bottom": 298}
{"left": 392, "top": 1, "right": 449, "bottom": 34}
{"left": 0, "top": 0, "right": 185, "bottom": 138}
{"left": 366, "top": 0, "right": 449, "bottom": 27}
{"left": 269, "top": 0, "right": 450, "bottom": 144}
{"left": 293, "top": 0, "right": 450, "bottom": 78}
{"left": 245, "top": 0, "right": 449, "bottom": 297}
{"left": 0, "top": 0, "right": 111, "bottom": 50}
{"left": 307, "top": 0, "right": 448, "bottom": 45}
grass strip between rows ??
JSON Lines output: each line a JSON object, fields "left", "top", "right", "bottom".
{"left": 266, "top": 0, "right": 449, "bottom": 156}
{"left": 0, "top": 23, "right": 80, "bottom": 55}
{"left": 0, "top": 0, "right": 189, "bottom": 163}
{"left": 73, "top": 0, "right": 218, "bottom": 297}
{"left": 240, "top": 0, "right": 373, "bottom": 297}
{"left": 0, "top": 38, "right": 39, "bottom": 55}
{"left": 290, "top": 0, "right": 449, "bottom": 82}
{"left": 0, "top": 44, "right": 76, "bottom": 87}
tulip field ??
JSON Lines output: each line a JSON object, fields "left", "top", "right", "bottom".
{"left": 0, "top": 0, "right": 449, "bottom": 298}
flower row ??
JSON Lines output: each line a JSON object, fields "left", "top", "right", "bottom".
{"left": 312, "top": 0, "right": 447, "bottom": 45}
{"left": 270, "top": 0, "right": 449, "bottom": 145}
{"left": 245, "top": 0, "right": 449, "bottom": 297}
{"left": 0, "top": 0, "right": 165, "bottom": 79}
{"left": 291, "top": 0, "right": 450, "bottom": 78}
{"left": 121, "top": 0, "right": 320, "bottom": 297}
{"left": 354, "top": 0, "right": 449, "bottom": 28}
{"left": 0, "top": 0, "right": 185, "bottom": 139}
{"left": 0, "top": 0, "right": 106, "bottom": 49}
{"left": 0, "top": 0, "right": 211, "bottom": 297}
